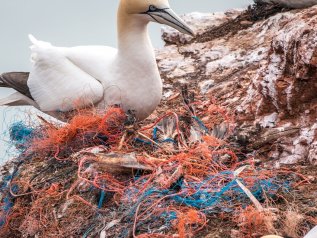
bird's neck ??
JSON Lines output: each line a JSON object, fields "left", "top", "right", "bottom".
{"left": 117, "top": 5, "right": 156, "bottom": 64}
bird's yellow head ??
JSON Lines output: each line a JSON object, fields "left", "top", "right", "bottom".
{"left": 120, "top": 0, "right": 194, "bottom": 36}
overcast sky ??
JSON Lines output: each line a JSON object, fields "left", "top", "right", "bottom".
{"left": 0, "top": 0, "right": 252, "bottom": 164}
{"left": 0, "top": 0, "right": 252, "bottom": 72}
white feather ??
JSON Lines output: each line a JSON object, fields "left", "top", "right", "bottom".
{"left": 28, "top": 39, "right": 104, "bottom": 111}
{"left": 0, "top": 92, "right": 38, "bottom": 107}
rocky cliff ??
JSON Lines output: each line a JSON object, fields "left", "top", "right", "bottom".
{"left": 156, "top": 3, "right": 317, "bottom": 166}
{"left": 255, "top": 0, "right": 317, "bottom": 8}
{"left": 1, "top": 3, "right": 317, "bottom": 238}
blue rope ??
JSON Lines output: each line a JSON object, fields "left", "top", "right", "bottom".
{"left": 134, "top": 138, "right": 152, "bottom": 145}
{"left": 98, "top": 190, "right": 106, "bottom": 209}
{"left": 9, "top": 122, "right": 34, "bottom": 143}
{"left": 0, "top": 176, "right": 19, "bottom": 227}
{"left": 161, "top": 138, "right": 176, "bottom": 143}
{"left": 153, "top": 127, "right": 159, "bottom": 141}
{"left": 123, "top": 171, "right": 290, "bottom": 226}
{"left": 192, "top": 116, "right": 209, "bottom": 133}
{"left": 82, "top": 225, "right": 95, "bottom": 238}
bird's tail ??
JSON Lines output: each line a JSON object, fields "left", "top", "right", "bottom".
{"left": 28, "top": 34, "right": 54, "bottom": 63}
{"left": 28, "top": 34, "right": 52, "bottom": 49}
{"left": 0, "top": 92, "right": 38, "bottom": 107}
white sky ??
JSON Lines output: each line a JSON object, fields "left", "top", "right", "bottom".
{"left": 0, "top": 0, "right": 252, "bottom": 72}
{"left": 0, "top": 0, "right": 252, "bottom": 164}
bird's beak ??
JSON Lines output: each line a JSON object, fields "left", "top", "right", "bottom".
{"left": 144, "top": 7, "right": 195, "bottom": 36}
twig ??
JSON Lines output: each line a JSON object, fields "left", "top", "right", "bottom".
{"left": 133, "top": 202, "right": 142, "bottom": 238}
{"left": 137, "top": 132, "right": 169, "bottom": 153}
{"left": 234, "top": 166, "right": 264, "bottom": 212}
{"left": 118, "top": 131, "right": 127, "bottom": 150}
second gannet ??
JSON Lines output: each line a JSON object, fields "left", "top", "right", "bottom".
{"left": 0, "top": 0, "right": 194, "bottom": 121}
{"left": 254, "top": 0, "right": 317, "bottom": 8}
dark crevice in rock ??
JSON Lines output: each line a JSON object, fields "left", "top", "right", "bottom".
{"left": 188, "top": 3, "right": 286, "bottom": 45}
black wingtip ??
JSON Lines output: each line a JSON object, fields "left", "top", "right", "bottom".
{"left": 0, "top": 72, "right": 33, "bottom": 99}
{"left": 0, "top": 73, "right": 6, "bottom": 87}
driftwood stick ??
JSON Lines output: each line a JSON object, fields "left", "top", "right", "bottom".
{"left": 94, "top": 152, "right": 153, "bottom": 173}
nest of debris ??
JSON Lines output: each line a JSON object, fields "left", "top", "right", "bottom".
{"left": 0, "top": 84, "right": 316, "bottom": 238}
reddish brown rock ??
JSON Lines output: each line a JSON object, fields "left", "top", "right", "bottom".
{"left": 156, "top": 5, "right": 317, "bottom": 165}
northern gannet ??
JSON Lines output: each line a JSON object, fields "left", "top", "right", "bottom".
{"left": 0, "top": 0, "right": 194, "bottom": 121}
{"left": 254, "top": 0, "right": 317, "bottom": 8}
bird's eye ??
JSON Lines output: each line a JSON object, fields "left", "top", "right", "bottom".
{"left": 149, "top": 5, "right": 157, "bottom": 11}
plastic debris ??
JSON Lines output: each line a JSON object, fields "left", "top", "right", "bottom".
{"left": 0, "top": 98, "right": 313, "bottom": 238}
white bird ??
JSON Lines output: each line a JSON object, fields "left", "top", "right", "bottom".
{"left": 0, "top": 0, "right": 194, "bottom": 121}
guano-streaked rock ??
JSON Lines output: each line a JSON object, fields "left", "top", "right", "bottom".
{"left": 156, "top": 4, "right": 317, "bottom": 165}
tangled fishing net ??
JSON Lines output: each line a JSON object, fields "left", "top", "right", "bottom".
{"left": 0, "top": 93, "right": 315, "bottom": 238}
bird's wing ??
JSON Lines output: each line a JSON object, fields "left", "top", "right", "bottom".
{"left": 0, "top": 72, "right": 32, "bottom": 98}
{"left": 63, "top": 45, "right": 117, "bottom": 83}
{"left": 27, "top": 35, "right": 104, "bottom": 112}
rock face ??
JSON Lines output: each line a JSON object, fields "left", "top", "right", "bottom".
{"left": 255, "top": 0, "right": 317, "bottom": 9}
{"left": 156, "top": 4, "right": 317, "bottom": 166}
